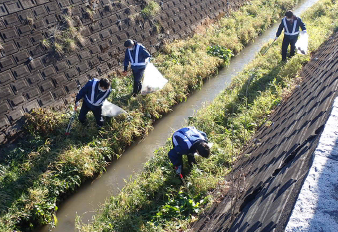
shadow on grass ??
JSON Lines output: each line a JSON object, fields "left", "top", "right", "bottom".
{"left": 237, "top": 61, "right": 286, "bottom": 111}
{"left": 93, "top": 163, "right": 202, "bottom": 232}
{"left": 0, "top": 115, "right": 121, "bottom": 230}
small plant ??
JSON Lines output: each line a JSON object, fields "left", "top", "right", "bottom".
{"left": 85, "top": 8, "right": 94, "bottom": 21}
{"left": 65, "top": 6, "right": 72, "bottom": 15}
{"left": 207, "top": 45, "right": 233, "bottom": 64}
{"left": 41, "top": 39, "right": 51, "bottom": 49}
{"left": 26, "top": 16, "right": 34, "bottom": 25}
{"left": 41, "top": 16, "right": 85, "bottom": 56}
{"left": 63, "top": 15, "right": 74, "bottom": 28}
{"left": 154, "top": 21, "right": 163, "bottom": 33}
{"left": 67, "top": 26, "right": 77, "bottom": 35}
{"left": 141, "top": 0, "right": 161, "bottom": 19}
{"left": 75, "top": 32, "right": 86, "bottom": 46}
{"left": 54, "top": 42, "right": 64, "bottom": 56}
{"left": 64, "top": 38, "right": 77, "bottom": 51}
{"left": 128, "top": 12, "right": 141, "bottom": 23}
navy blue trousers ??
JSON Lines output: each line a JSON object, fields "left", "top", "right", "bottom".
{"left": 282, "top": 35, "right": 298, "bottom": 61}
{"left": 132, "top": 68, "right": 145, "bottom": 94}
{"left": 171, "top": 139, "right": 197, "bottom": 167}
{"left": 78, "top": 101, "right": 103, "bottom": 126}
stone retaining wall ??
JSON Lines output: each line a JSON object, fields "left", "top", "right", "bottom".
{"left": 0, "top": 0, "right": 248, "bottom": 143}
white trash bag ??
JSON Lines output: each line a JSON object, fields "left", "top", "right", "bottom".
{"left": 102, "top": 100, "right": 126, "bottom": 117}
{"left": 296, "top": 31, "right": 308, "bottom": 55}
{"left": 141, "top": 63, "right": 168, "bottom": 95}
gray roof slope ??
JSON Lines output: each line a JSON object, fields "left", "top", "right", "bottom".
{"left": 192, "top": 32, "right": 338, "bottom": 232}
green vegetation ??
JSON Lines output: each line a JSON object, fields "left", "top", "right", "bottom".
{"left": 141, "top": 1, "right": 161, "bottom": 19}
{"left": 0, "top": 0, "right": 337, "bottom": 231}
{"left": 25, "top": 16, "right": 34, "bottom": 25}
{"left": 207, "top": 45, "right": 233, "bottom": 63}
{"left": 41, "top": 14, "right": 85, "bottom": 57}
{"left": 75, "top": 0, "right": 338, "bottom": 231}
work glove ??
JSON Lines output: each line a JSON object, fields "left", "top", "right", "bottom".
{"left": 175, "top": 165, "right": 182, "bottom": 175}
{"left": 75, "top": 101, "right": 79, "bottom": 110}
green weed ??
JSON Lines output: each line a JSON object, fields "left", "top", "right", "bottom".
{"left": 141, "top": 1, "right": 161, "bottom": 19}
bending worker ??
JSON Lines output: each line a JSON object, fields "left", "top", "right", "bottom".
{"left": 275, "top": 10, "right": 306, "bottom": 61}
{"left": 75, "top": 78, "right": 111, "bottom": 128}
{"left": 168, "top": 126, "right": 211, "bottom": 176}
{"left": 122, "top": 39, "right": 151, "bottom": 97}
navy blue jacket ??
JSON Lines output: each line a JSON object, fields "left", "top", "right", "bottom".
{"left": 276, "top": 16, "right": 306, "bottom": 38}
{"left": 168, "top": 127, "right": 208, "bottom": 166}
{"left": 76, "top": 79, "right": 112, "bottom": 111}
{"left": 123, "top": 41, "right": 151, "bottom": 72}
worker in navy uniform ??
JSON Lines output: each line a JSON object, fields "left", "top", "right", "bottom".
{"left": 122, "top": 39, "right": 151, "bottom": 97}
{"left": 275, "top": 10, "right": 306, "bottom": 61}
{"left": 168, "top": 127, "right": 211, "bottom": 176}
{"left": 75, "top": 78, "right": 111, "bottom": 128}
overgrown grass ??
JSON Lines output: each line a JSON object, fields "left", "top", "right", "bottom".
{"left": 141, "top": 0, "right": 161, "bottom": 19}
{"left": 75, "top": 0, "right": 338, "bottom": 231}
{"left": 1, "top": 0, "right": 337, "bottom": 231}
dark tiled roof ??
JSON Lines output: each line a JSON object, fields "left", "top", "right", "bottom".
{"left": 193, "top": 32, "right": 338, "bottom": 232}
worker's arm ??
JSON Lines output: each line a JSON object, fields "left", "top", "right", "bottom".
{"left": 298, "top": 17, "right": 306, "bottom": 31}
{"left": 123, "top": 49, "right": 130, "bottom": 72}
{"left": 276, "top": 20, "right": 284, "bottom": 38}
{"left": 75, "top": 80, "right": 92, "bottom": 103}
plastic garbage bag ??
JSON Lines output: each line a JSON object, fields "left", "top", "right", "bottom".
{"left": 101, "top": 100, "right": 126, "bottom": 117}
{"left": 141, "top": 63, "right": 168, "bottom": 95}
{"left": 296, "top": 31, "right": 308, "bottom": 55}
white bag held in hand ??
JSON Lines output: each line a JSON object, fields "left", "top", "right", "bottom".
{"left": 101, "top": 100, "right": 126, "bottom": 117}
{"left": 296, "top": 31, "right": 308, "bottom": 55}
{"left": 141, "top": 63, "right": 168, "bottom": 95}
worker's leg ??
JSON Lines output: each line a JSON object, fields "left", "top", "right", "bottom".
{"left": 282, "top": 36, "right": 291, "bottom": 61}
{"left": 132, "top": 68, "right": 145, "bottom": 95}
{"left": 290, "top": 37, "right": 298, "bottom": 58}
{"left": 78, "top": 102, "right": 90, "bottom": 124}
{"left": 92, "top": 106, "right": 104, "bottom": 127}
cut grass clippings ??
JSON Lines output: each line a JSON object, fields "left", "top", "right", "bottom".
{"left": 75, "top": 0, "right": 338, "bottom": 231}
{"left": 1, "top": 0, "right": 337, "bottom": 231}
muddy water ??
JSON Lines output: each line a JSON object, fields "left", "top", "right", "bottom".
{"left": 39, "top": 0, "right": 320, "bottom": 231}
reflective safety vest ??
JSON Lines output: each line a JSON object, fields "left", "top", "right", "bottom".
{"left": 283, "top": 17, "right": 299, "bottom": 36}
{"left": 172, "top": 127, "right": 206, "bottom": 150}
{"left": 128, "top": 44, "right": 146, "bottom": 66}
{"left": 85, "top": 79, "right": 109, "bottom": 106}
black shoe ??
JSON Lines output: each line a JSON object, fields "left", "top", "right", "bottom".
{"left": 80, "top": 120, "right": 88, "bottom": 126}
{"left": 132, "top": 93, "right": 137, "bottom": 97}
